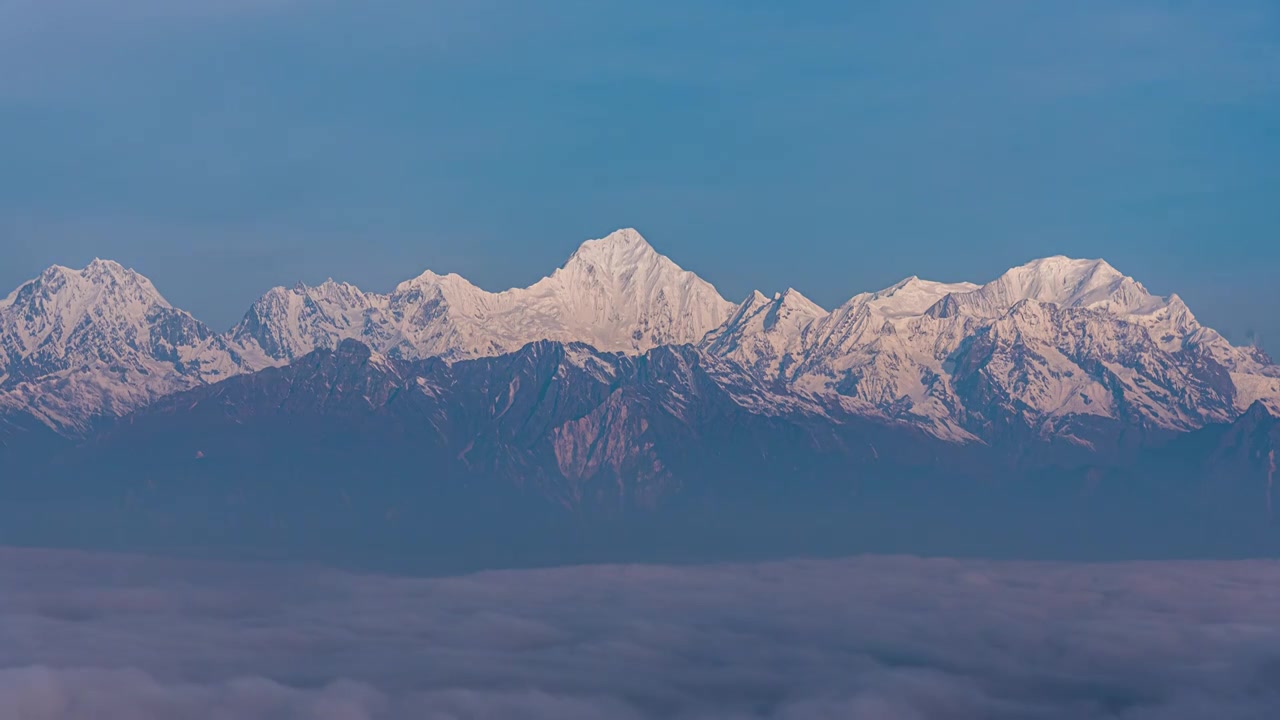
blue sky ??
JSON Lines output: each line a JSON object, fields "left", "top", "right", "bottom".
{"left": 2, "top": 0, "right": 1277, "bottom": 346}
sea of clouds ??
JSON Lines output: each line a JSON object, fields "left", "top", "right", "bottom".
{"left": 2, "top": 549, "right": 1280, "bottom": 719}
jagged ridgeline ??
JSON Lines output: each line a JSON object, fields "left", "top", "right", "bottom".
{"left": 2, "top": 230, "right": 1278, "bottom": 565}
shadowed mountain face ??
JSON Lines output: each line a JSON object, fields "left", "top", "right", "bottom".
{"left": 4, "top": 338, "right": 1276, "bottom": 570}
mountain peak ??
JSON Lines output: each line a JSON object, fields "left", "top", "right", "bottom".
{"left": 863, "top": 276, "right": 979, "bottom": 318}
{"left": 396, "top": 268, "right": 478, "bottom": 294}
{"left": 775, "top": 287, "right": 826, "bottom": 316}
{"left": 724, "top": 288, "right": 824, "bottom": 325}
{"left": 231, "top": 228, "right": 734, "bottom": 363}
{"left": 742, "top": 290, "right": 772, "bottom": 308}
{"left": 1012, "top": 256, "right": 1128, "bottom": 291}
{"left": 940, "top": 255, "right": 1158, "bottom": 319}
{"left": 35, "top": 258, "right": 136, "bottom": 285}
{"left": 515, "top": 228, "right": 733, "bottom": 354}
{"left": 78, "top": 258, "right": 150, "bottom": 290}
{"left": 584, "top": 227, "right": 650, "bottom": 249}
{"left": 281, "top": 278, "right": 362, "bottom": 298}
{"left": 230, "top": 276, "right": 387, "bottom": 366}
{"left": 1025, "top": 254, "right": 1114, "bottom": 268}
{"left": 701, "top": 285, "right": 824, "bottom": 378}
{"left": 0, "top": 260, "right": 243, "bottom": 432}
{"left": 884, "top": 275, "right": 921, "bottom": 291}
{"left": 563, "top": 228, "right": 665, "bottom": 275}
{"left": 314, "top": 278, "right": 346, "bottom": 290}
{"left": 23, "top": 259, "right": 170, "bottom": 310}
{"left": 83, "top": 257, "right": 127, "bottom": 271}
{"left": 1004, "top": 255, "right": 1125, "bottom": 287}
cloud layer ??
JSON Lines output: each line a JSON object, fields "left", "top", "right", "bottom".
{"left": 2, "top": 549, "right": 1280, "bottom": 718}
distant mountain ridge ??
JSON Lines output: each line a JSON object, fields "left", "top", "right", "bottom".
{"left": 2, "top": 228, "right": 1278, "bottom": 442}
{"left": 10, "top": 336, "right": 1276, "bottom": 565}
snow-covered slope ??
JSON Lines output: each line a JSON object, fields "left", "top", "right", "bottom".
{"left": 511, "top": 228, "right": 737, "bottom": 354}
{"left": 0, "top": 260, "right": 247, "bottom": 433}
{"left": 702, "top": 256, "right": 1280, "bottom": 441}
{"left": 701, "top": 289, "right": 827, "bottom": 382}
{"left": 227, "top": 279, "right": 394, "bottom": 366}
{"left": 940, "top": 256, "right": 1162, "bottom": 318}
{"left": 3, "top": 236, "right": 1277, "bottom": 441}
{"left": 232, "top": 228, "right": 736, "bottom": 364}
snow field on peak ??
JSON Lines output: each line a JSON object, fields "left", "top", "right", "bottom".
{"left": 231, "top": 228, "right": 736, "bottom": 366}
{"left": 701, "top": 255, "right": 1277, "bottom": 439}
{"left": 0, "top": 260, "right": 248, "bottom": 432}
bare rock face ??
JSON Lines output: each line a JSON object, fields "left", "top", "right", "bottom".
{"left": 553, "top": 391, "right": 669, "bottom": 508}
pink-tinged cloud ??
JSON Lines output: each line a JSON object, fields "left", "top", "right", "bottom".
{"left": 1, "top": 550, "right": 1280, "bottom": 718}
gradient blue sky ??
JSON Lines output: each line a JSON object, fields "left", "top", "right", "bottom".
{"left": 2, "top": 1, "right": 1277, "bottom": 345}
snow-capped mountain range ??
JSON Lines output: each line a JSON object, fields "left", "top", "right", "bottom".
{"left": 2, "top": 228, "right": 1277, "bottom": 440}
{"left": 705, "top": 255, "right": 1280, "bottom": 442}
{"left": 0, "top": 260, "right": 245, "bottom": 433}
{"left": 228, "top": 228, "right": 735, "bottom": 366}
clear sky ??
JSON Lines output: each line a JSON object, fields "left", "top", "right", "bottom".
{"left": 2, "top": 1, "right": 1277, "bottom": 348}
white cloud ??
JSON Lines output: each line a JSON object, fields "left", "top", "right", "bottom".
{"left": 2, "top": 550, "right": 1280, "bottom": 718}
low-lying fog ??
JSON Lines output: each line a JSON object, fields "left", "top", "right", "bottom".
{"left": 3, "top": 549, "right": 1279, "bottom": 719}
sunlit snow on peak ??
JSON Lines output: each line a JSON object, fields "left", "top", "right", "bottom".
{"left": 230, "top": 227, "right": 735, "bottom": 365}
{"left": 4, "top": 241, "right": 1280, "bottom": 441}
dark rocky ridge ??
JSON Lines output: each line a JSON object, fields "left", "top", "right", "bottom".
{"left": 2, "top": 339, "right": 1276, "bottom": 570}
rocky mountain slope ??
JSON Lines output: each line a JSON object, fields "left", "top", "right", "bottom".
{"left": 2, "top": 227, "right": 1278, "bottom": 562}
{"left": 9, "top": 338, "right": 1276, "bottom": 564}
